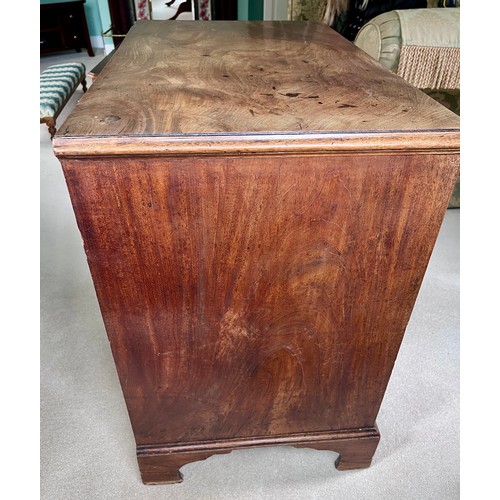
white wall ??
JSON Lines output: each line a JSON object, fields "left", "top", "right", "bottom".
{"left": 263, "top": 0, "right": 289, "bottom": 20}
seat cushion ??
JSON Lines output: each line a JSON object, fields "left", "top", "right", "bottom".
{"left": 40, "top": 62, "right": 86, "bottom": 119}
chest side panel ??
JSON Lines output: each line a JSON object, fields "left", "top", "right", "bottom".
{"left": 61, "top": 152, "right": 459, "bottom": 445}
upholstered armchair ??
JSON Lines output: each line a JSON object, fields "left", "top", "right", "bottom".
{"left": 289, "top": 1, "right": 460, "bottom": 207}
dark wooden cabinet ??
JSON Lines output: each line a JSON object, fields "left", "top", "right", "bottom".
{"left": 212, "top": 0, "right": 238, "bottom": 19}
{"left": 53, "top": 21, "right": 459, "bottom": 485}
{"left": 40, "top": 0, "right": 94, "bottom": 56}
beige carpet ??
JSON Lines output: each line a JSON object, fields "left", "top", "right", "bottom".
{"left": 40, "top": 49, "right": 459, "bottom": 499}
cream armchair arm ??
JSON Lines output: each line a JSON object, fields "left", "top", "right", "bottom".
{"left": 354, "top": 8, "right": 460, "bottom": 91}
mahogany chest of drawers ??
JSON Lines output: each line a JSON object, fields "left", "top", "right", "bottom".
{"left": 54, "top": 20, "right": 459, "bottom": 484}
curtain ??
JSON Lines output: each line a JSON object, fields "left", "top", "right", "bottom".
{"left": 288, "top": 0, "right": 328, "bottom": 22}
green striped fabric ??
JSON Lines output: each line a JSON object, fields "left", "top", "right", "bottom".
{"left": 40, "top": 63, "right": 86, "bottom": 119}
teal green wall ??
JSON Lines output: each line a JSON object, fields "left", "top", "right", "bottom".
{"left": 84, "top": 0, "right": 101, "bottom": 36}
{"left": 95, "top": 0, "right": 113, "bottom": 52}
{"left": 96, "top": 0, "right": 111, "bottom": 35}
{"left": 238, "top": 0, "right": 249, "bottom": 20}
{"left": 248, "top": 0, "right": 264, "bottom": 20}
{"left": 238, "top": 0, "right": 264, "bottom": 20}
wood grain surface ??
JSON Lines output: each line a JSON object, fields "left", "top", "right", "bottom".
{"left": 56, "top": 21, "right": 459, "bottom": 140}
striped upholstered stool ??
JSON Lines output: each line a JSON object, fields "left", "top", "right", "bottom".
{"left": 40, "top": 62, "right": 87, "bottom": 139}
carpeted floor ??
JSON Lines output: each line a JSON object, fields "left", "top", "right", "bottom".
{"left": 40, "top": 49, "right": 459, "bottom": 500}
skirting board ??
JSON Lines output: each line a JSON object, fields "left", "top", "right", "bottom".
{"left": 90, "top": 35, "right": 114, "bottom": 54}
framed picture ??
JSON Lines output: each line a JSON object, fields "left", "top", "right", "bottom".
{"left": 147, "top": 0, "right": 212, "bottom": 21}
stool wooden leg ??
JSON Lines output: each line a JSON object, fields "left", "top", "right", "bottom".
{"left": 46, "top": 118, "right": 57, "bottom": 140}
{"left": 81, "top": 78, "right": 88, "bottom": 93}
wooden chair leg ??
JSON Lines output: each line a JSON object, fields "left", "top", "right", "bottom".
{"left": 81, "top": 78, "right": 88, "bottom": 93}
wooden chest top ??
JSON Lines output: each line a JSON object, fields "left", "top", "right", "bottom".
{"left": 54, "top": 20, "right": 459, "bottom": 156}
